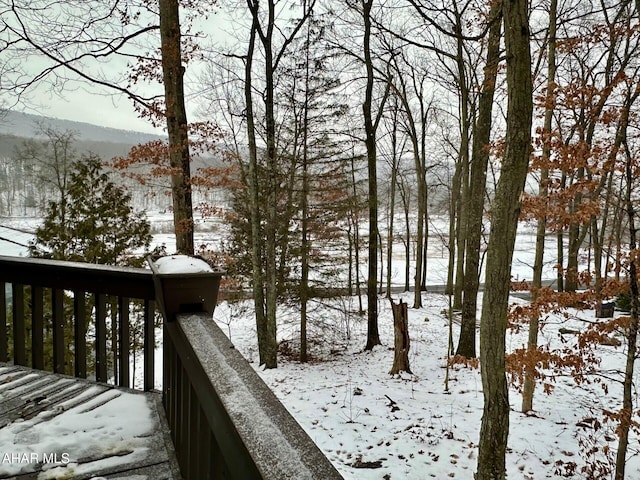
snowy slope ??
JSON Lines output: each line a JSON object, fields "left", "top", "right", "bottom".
{"left": 212, "top": 293, "right": 639, "bottom": 479}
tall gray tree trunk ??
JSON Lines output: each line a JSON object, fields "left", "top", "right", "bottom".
{"left": 476, "top": 0, "right": 532, "bottom": 477}
{"left": 453, "top": 4, "right": 471, "bottom": 313}
{"left": 522, "top": 0, "right": 557, "bottom": 413}
{"left": 245, "top": 0, "right": 313, "bottom": 367}
{"left": 363, "top": 0, "right": 381, "bottom": 350}
{"left": 456, "top": 0, "right": 502, "bottom": 359}
{"left": 261, "top": 0, "right": 279, "bottom": 369}
{"left": 447, "top": 161, "right": 461, "bottom": 297}
{"left": 386, "top": 105, "right": 400, "bottom": 298}
{"left": 398, "top": 178, "right": 412, "bottom": 292}
{"left": 159, "top": 0, "right": 194, "bottom": 254}
{"left": 243, "top": 16, "right": 268, "bottom": 365}
{"left": 351, "top": 156, "right": 364, "bottom": 314}
{"left": 614, "top": 83, "right": 640, "bottom": 480}
{"left": 299, "top": 18, "right": 312, "bottom": 364}
{"left": 453, "top": 159, "right": 467, "bottom": 309}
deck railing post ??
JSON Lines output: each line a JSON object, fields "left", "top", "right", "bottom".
{"left": 148, "top": 255, "right": 224, "bottom": 479}
{"left": 147, "top": 254, "right": 223, "bottom": 322}
{"left": 150, "top": 255, "right": 342, "bottom": 480}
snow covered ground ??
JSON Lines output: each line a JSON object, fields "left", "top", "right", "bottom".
{"left": 3, "top": 214, "right": 637, "bottom": 478}
{"left": 212, "top": 293, "right": 640, "bottom": 479}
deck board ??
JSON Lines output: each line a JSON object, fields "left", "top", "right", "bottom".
{"left": 0, "top": 364, "right": 180, "bottom": 480}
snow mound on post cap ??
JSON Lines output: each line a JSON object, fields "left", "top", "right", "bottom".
{"left": 154, "top": 255, "right": 213, "bottom": 274}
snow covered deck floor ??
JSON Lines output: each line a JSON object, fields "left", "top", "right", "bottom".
{"left": 0, "top": 364, "right": 180, "bottom": 480}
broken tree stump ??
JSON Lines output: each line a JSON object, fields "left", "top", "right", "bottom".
{"left": 389, "top": 298, "right": 412, "bottom": 375}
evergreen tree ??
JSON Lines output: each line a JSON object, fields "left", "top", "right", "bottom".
{"left": 22, "top": 153, "right": 156, "bottom": 379}
{"left": 30, "top": 154, "right": 153, "bottom": 266}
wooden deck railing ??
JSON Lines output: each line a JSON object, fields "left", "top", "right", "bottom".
{"left": 0, "top": 254, "right": 343, "bottom": 480}
{"left": 0, "top": 255, "right": 156, "bottom": 390}
{"left": 163, "top": 311, "right": 343, "bottom": 479}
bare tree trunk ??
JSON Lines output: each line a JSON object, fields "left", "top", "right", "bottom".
{"left": 476, "top": 0, "right": 532, "bottom": 477}
{"left": 411, "top": 142, "right": 426, "bottom": 309}
{"left": 386, "top": 163, "right": 396, "bottom": 298}
{"left": 244, "top": 16, "right": 268, "bottom": 365}
{"left": 614, "top": 84, "right": 640, "bottom": 480}
{"left": 557, "top": 209, "right": 565, "bottom": 292}
{"left": 453, "top": 159, "right": 467, "bottom": 310}
{"left": 262, "top": 1, "right": 279, "bottom": 369}
{"left": 389, "top": 298, "right": 411, "bottom": 375}
{"left": 456, "top": 0, "right": 502, "bottom": 359}
{"left": 159, "top": 0, "right": 194, "bottom": 255}
{"left": 398, "top": 178, "right": 412, "bottom": 292}
{"left": 378, "top": 230, "right": 384, "bottom": 294}
{"left": 613, "top": 178, "right": 625, "bottom": 283}
{"left": 351, "top": 155, "right": 364, "bottom": 315}
{"left": 447, "top": 162, "right": 461, "bottom": 296}
{"left": 522, "top": 0, "right": 557, "bottom": 413}
{"left": 363, "top": 0, "right": 381, "bottom": 350}
{"left": 565, "top": 220, "right": 581, "bottom": 292}
{"left": 452, "top": 2, "right": 471, "bottom": 312}
{"left": 599, "top": 169, "right": 615, "bottom": 281}
{"left": 421, "top": 202, "right": 428, "bottom": 291}
{"left": 347, "top": 219, "right": 354, "bottom": 296}
{"left": 299, "top": 21, "right": 312, "bottom": 364}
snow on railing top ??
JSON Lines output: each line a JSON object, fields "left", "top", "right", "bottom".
{"left": 153, "top": 254, "right": 213, "bottom": 274}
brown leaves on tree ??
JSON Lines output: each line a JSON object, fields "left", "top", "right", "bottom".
{"left": 110, "top": 120, "right": 223, "bottom": 190}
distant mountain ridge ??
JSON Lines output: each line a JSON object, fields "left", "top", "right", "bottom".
{"left": 0, "top": 110, "right": 163, "bottom": 144}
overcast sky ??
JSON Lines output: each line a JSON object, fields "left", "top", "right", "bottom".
{"left": 0, "top": 1, "right": 234, "bottom": 136}
{"left": 23, "top": 89, "right": 163, "bottom": 135}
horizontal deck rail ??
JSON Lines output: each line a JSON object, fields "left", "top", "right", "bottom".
{"left": 0, "top": 255, "right": 156, "bottom": 391}
{"left": 164, "top": 311, "right": 343, "bottom": 479}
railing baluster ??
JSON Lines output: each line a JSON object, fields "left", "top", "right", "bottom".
{"left": 211, "top": 424, "right": 224, "bottom": 478}
{"left": 31, "top": 286, "right": 44, "bottom": 370}
{"left": 144, "top": 299, "right": 155, "bottom": 391}
{"left": 179, "top": 369, "right": 189, "bottom": 475}
{"left": 164, "top": 323, "right": 175, "bottom": 432}
{"left": 175, "top": 355, "right": 184, "bottom": 467}
{"left": 52, "top": 288, "right": 65, "bottom": 374}
{"left": 95, "top": 293, "right": 107, "bottom": 383}
{"left": 110, "top": 297, "right": 118, "bottom": 383}
{"left": 118, "top": 296, "right": 130, "bottom": 388}
{"left": 12, "top": 284, "right": 25, "bottom": 366}
{"left": 188, "top": 384, "right": 198, "bottom": 479}
{"left": 198, "top": 406, "right": 212, "bottom": 478}
{"left": 0, "top": 282, "right": 7, "bottom": 362}
{"left": 74, "top": 291, "right": 87, "bottom": 378}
